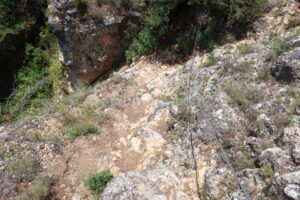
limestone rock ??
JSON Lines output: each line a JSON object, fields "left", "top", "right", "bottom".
{"left": 270, "top": 171, "right": 300, "bottom": 199}
{"left": 292, "top": 142, "right": 300, "bottom": 164}
{"left": 48, "top": 0, "right": 141, "bottom": 84}
{"left": 101, "top": 164, "right": 187, "bottom": 200}
{"left": 271, "top": 47, "right": 300, "bottom": 82}
{"left": 258, "top": 147, "right": 295, "bottom": 174}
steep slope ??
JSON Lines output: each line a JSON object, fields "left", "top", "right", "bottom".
{"left": 0, "top": 0, "right": 300, "bottom": 199}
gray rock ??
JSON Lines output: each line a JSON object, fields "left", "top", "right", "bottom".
{"left": 169, "top": 104, "right": 179, "bottom": 118}
{"left": 47, "top": 0, "right": 141, "bottom": 84}
{"left": 258, "top": 147, "right": 295, "bottom": 174}
{"left": 292, "top": 36, "right": 300, "bottom": 48}
{"left": 271, "top": 47, "right": 300, "bottom": 82}
{"left": 101, "top": 164, "right": 187, "bottom": 200}
{"left": 292, "top": 142, "right": 300, "bottom": 164}
{"left": 284, "top": 184, "right": 300, "bottom": 200}
{"left": 270, "top": 171, "right": 300, "bottom": 199}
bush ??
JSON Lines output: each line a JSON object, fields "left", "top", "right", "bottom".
{"left": 8, "top": 153, "right": 40, "bottom": 182}
{"left": 237, "top": 43, "right": 250, "bottom": 55}
{"left": 260, "top": 163, "right": 274, "bottom": 178}
{"left": 270, "top": 38, "right": 292, "bottom": 58}
{"left": 14, "top": 175, "right": 52, "bottom": 200}
{"left": 126, "top": 28, "right": 158, "bottom": 62}
{"left": 73, "top": 0, "right": 87, "bottom": 7}
{"left": 1, "top": 26, "right": 62, "bottom": 121}
{"left": 188, "top": 0, "right": 268, "bottom": 24}
{"left": 87, "top": 170, "right": 113, "bottom": 194}
{"left": 68, "top": 122, "right": 99, "bottom": 141}
{"left": 224, "top": 83, "right": 249, "bottom": 111}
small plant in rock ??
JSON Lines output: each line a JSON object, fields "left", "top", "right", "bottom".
{"left": 46, "top": 134, "right": 63, "bottom": 153}
{"left": 175, "top": 95, "right": 189, "bottom": 123}
{"left": 270, "top": 38, "right": 292, "bottom": 59}
{"left": 203, "top": 56, "right": 215, "bottom": 67}
{"left": 256, "top": 66, "right": 276, "bottom": 83}
{"left": 87, "top": 170, "right": 113, "bottom": 194}
{"left": 109, "top": 72, "right": 122, "bottom": 84}
{"left": 260, "top": 163, "right": 274, "bottom": 178}
{"left": 14, "top": 175, "right": 52, "bottom": 200}
{"left": 295, "top": 27, "right": 300, "bottom": 36}
{"left": 68, "top": 122, "right": 99, "bottom": 141}
{"left": 62, "top": 86, "right": 92, "bottom": 106}
{"left": 224, "top": 83, "right": 249, "bottom": 111}
{"left": 237, "top": 43, "right": 251, "bottom": 55}
{"left": 220, "top": 61, "right": 234, "bottom": 76}
{"left": 30, "top": 132, "right": 43, "bottom": 142}
{"left": 8, "top": 153, "right": 40, "bottom": 182}
{"left": 286, "top": 16, "right": 300, "bottom": 30}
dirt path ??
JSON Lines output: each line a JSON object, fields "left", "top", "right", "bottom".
{"left": 38, "top": 60, "right": 181, "bottom": 199}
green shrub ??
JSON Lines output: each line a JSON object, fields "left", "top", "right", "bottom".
{"left": 196, "top": 30, "right": 214, "bottom": 49}
{"left": 30, "top": 132, "right": 43, "bottom": 142}
{"left": 188, "top": 0, "right": 268, "bottom": 24}
{"left": 14, "top": 175, "right": 52, "bottom": 200}
{"left": 237, "top": 43, "right": 250, "bottom": 55}
{"left": 270, "top": 38, "right": 292, "bottom": 58}
{"left": 87, "top": 170, "right": 113, "bottom": 194}
{"left": 144, "top": 2, "right": 173, "bottom": 27}
{"left": 175, "top": 95, "right": 189, "bottom": 123}
{"left": 177, "top": 36, "right": 191, "bottom": 55}
{"left": 295, "top": 27, "right": 300, "bottom": 36}
{"left": 109, "top": 72, "right": 122, "bottom": 84}
{"left": 1, "top": 26, "right": 63, "bottom": 121}
{"left": 286, "top": 16, "right": 300, "bottom": 30}
{"left": 68, "top": 122, "right": 99, "bottom": 141}
{"left": 224, "top": 83, "right": 249, "bottom": 111}
{"left": 126, "top": 28, "right": 158, "bottom": 62}
{"left": 260, "top": 163, "right": 274, "bottom": 178}
{"left": 203, "top": 56, "right": 215, "bottom": 67}
{"left": 8, "top": 153, "right": 40, "bottom": 182}
{"left": 73, "top": 0, "right": 87, "bottom": 7}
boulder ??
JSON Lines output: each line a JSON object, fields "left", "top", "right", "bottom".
{"left": 101, "top": 164, "right": 188, "bottom": 200}
{"left": 271, "top": 47, "right": 300, "bottom": 82}
{"left": 258, "top": 147, "right": 295, "bottom": 174}
{"left": 292, "top": 142, "right": 300, "bottom": 164}
{"left": 270, "top": 171, "right": 300, "bottom": 200}
{"left": 48, "top": 0, "right": 142, "bottom": 84}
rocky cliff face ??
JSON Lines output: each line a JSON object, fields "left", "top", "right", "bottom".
{"left": 48, "top": 0, "right": 141, "bottom": 85}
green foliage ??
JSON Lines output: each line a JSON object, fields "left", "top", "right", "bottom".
{"left": 270, "top": 38, "right": 292, "bottom": 58}
{"left": 1, "top": 26, "right": 63, "bottom": 121}
{"left": 175, "top": 94, "right": 189, "bottom": 123}
{"left": 224, "top": 83, "right": 249, "bottom": 111}
{"left": 87, "top": 170, "right": 113, "bottom": 194}
{"left": 187, "top": 0, "right": 268, "bottom": 24}
{"left": 203, "top": 56, "right": 215, "bottom": 67}
{"left": 295, "top": 27, "right": 300, "bottom": 36}
{"left": 126, "top": 28, "right": 158, "bottom": 61}
{"left": 8, "top": 153, "right": 40, "bottom": 182}
{"left": 144, "top": 2, "right": 173, "bottom": 27}
{"left": 61, "top": 86, "right": 92, "bottom": 106}
{"left": 109, "top": 72, "right": 122, "bottom": 84}
{"left": 68, "top": 122, "right": 99, "bottom": 141}
{"left": 176, "top": 37, "right": 190, "bottom": 55}
{"left": 260, "top": 163, "right": 274, "bottom": 178}
{"left": 73, "top": 0, "right": 87, "bottom": 7}
{"left": 196, "top": 30, "right": 214, "bottom": 49}
{"left": 14, "top": 175, "right": 52, "bottom": 200}
{"left": 30, "top": 132, "right": 43, "bottom": 142}
{"left": 237, "top": 43, "right": 251, "bottom": 55}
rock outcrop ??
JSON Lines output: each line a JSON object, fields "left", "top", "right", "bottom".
{"left": 271, "top": 47, "right": 300, "bottom": 82}
{"left": 48, "top": 0, "right": 141, "bottom": 84}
